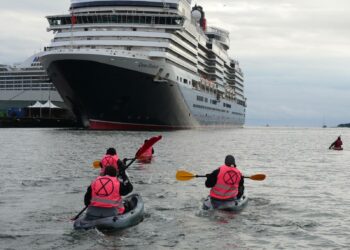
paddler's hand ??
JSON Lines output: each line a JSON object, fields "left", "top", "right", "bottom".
{"left": 122, "top": 158, "right": 128, "bottom": 165}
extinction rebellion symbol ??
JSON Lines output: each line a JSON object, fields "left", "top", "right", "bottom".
{"left": 96, "top": 177, "right": 114, "bottom": 196}
{"left": 223, "top": 170, "right": 239, "bottom": 185}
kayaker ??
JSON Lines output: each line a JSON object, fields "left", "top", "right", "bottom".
{"left": 138, "top": 139, "right": 154, "bottom": 162}
{"left": 205, "top": 155, "right": 244, "bottom": 205}
{"left": 84, "top": 166, "right": 133, "bottom": 218}
{"left": 329, "top": 136, "right": 343, "bottom": 150}
{"left": 100, "top": 147, "right": 127, "bottom": 176}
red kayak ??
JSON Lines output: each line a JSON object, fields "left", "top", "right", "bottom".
{"left": 332, "top": 147, "right": 343, "bottom": 151}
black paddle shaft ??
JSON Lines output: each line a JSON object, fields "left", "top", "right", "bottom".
{"left": 71, "top": 206, "right": 88, "bottom": 221}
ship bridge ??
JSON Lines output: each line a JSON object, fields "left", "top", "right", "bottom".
{"left": 70, "top": 0, "right": 192, "bottom": 9}
{"left": 205, "top": 26, "right": 230, "bottom": 50}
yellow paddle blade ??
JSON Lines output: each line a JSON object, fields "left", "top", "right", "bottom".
{"left": 176, "top": 170, "right": 195, "bottom": 181}
{"left": 92, "top": 160, "right": 101, "bottom": 169}
{"left": 248, "top": 174, "right": 266, "bottom": 181}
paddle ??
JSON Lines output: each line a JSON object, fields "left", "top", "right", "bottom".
{"left": 126, "top": 135, "right": 162, "bottom": 168}
{"left": 176, "top": 170, "right": 266, "bottom": 181}
{"left": 71, "top": 206, "right": 88, "bottom": 221}
{"left": 92, "top": 135, "right": 162, "bottom": 169}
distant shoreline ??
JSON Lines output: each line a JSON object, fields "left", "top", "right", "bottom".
{"left": 0, "top": 117, "right": 79, "bottom": 128}
{"left": 338, "top": 123, "right": 350, "bottom": 128}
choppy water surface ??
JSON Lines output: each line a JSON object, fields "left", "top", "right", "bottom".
{"left": 0, "top": 127, "right": 349, "bottom": 249}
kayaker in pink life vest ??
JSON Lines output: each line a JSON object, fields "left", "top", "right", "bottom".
{"left": 84, "top": 166, "right": 133, "bottom": 218}
{"left": 205, "top": 155, "right": 245, "bottom": 203}
{"left": 329, "top": 136, "right": 343, "bottom": 150}
{"left": 100, "top": 147, "right": 127, "bottom": 176}
{"left": 138, "top": 139, "right": 154, "bottom": 162}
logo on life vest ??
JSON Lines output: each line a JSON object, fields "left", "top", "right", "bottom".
{"left": 96, "top": 177, "right": 114, "bottom": 197}
{"left": 223, "top": 170, "right": 239, "bottom": 185}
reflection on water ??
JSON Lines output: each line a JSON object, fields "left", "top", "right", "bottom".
{"left": 0, "top": 127, "right": 349, "bottom": 249}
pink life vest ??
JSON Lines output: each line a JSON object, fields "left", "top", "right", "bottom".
{"left": 139, "top": 147, "right": 153, "bottom": 161}
{"left": 100, "top": 154, "right": 119, "bottom": 175}
{"left": 210, "top": 165, "right": 241, "bottom": 200}
{"left": 90, "top": 175, "right": 125, "bottom": 214}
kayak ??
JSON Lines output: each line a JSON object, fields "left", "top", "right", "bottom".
{"left": 74, "top": 193, "right": 144, "bottom": 230}
{"left": 332, "top": 147, "right": 343, "bottom": 151}
{"left": 202, "top": 192, "right": 248, "bottom": 211}
{"left": 137, "top": 156, "right": 152, "bottom": 163}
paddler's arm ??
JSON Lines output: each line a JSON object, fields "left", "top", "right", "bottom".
{"left": 237, "top": 175, "right": 245, "bottom": 199}
{"left": 118, "top": 159, "right": 127, "bottom": 172}
{"left": 84, "top": 186, "right": 92, "bottom": 206}
{"left": 205, "top": 169, "right": 220, "bottom": 188}
{"left": 119, "top": 171, "right": 133, "bottom": 196}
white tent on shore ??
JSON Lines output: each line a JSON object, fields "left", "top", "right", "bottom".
{"left": 28, "top": 101, "right": 44, "bottom": 108}
{"left": 42, "top": 100, "right": 60, "bottom": 109}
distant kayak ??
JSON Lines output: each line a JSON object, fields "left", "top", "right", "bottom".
{"left": 202, "top": 192, "right": 248, "bottom": 211}
{"left": 332, "top": 147, "right": 343, "bottom": 151}
{"left": 74, "top": 193, "right": 144, "bottom": 230}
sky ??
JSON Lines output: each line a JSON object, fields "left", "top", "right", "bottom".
{"left": 0, "top": 0, "right": 349, "bottom": 127}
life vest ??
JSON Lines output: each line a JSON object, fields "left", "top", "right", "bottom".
{"left": 210, "top": 165, "right": 241, "bottom": 200}
{"left": 334, "top": 139, "right": 342, "bottom": 148}
{"left": 90, "top": 175, "right": 125, "bottom": 214}
{"left": 138, "top": 147, "right": 153, "bottom": 161}
{"left": 100, "top": 154, "right": 119, "bottom": 175}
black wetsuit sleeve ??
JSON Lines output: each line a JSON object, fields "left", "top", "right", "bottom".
{"left": 119, "top": 178, "right": 133, "bottom": 196}
{"left": 205, "top": 169, "right": 220, "bottom": 188}
{"left": 117, "top": 159, "right": 127, "bottom": 172}
{"left": 152, "top": 148, "right": 154, "bottom": 154}
{"left": 237, "top": 175, "right": 245, "bottom": 199}
{"left": 84, "top": 186, "right": 92, "bottom": 206}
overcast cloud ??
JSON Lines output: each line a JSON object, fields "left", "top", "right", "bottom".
{"left": 0, "top": 0, "right": 349, "bottom": 127}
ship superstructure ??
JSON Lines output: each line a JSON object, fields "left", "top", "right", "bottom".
{"left": 0, "top": 53, "right": 64, "bottom": 111}
{"left": 40, "top": 0, "right": 246, "bottom": 129}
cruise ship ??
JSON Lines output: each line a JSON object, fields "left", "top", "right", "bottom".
{"left": 0, "top": 52, "right": 65, "bottom": 113}
{"left": 40, "top": 0, "right": 246, "bottom": 130}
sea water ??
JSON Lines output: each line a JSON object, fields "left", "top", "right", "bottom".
{"left": 0, "top": 127, "right": 349, "bottom": 249}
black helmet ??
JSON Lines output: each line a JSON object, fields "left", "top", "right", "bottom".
{"left": 106, "top": 147, "right": 117, "bottom": 155}
{"left": 104, "top": 166, "right": 117, "bottom": 177}
{"left": 225, "top": 155, "right": 236, "bottom": 166}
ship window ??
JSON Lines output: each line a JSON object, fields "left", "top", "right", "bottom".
{"left": 140, "top": 16, "right": 146, "bottom": 24}
{"left": 180, "top": 77, "right": 182, "bottom": 82}
{"left": 197, "top": 96, "right": 204, "bottom": 101}
{"left": 205, "top": 98, "right": 208, "bottom": 102}
{"left": 84, "top": 28, "right": 88, "bottom": 31}
{"left": 184, "top": 79, "right": 188, "bottom": 84}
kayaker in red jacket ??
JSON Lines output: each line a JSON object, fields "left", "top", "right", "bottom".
{"left": 205, "top": 155, "right": 244, "bottom": 200}
{"left": 84, "top": 166, "right": 133, "bottom": 218}
{"left": 329, "top": 136, "right": 343, "bottom": 150}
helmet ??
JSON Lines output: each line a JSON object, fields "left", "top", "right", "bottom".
{"left": 225, "top": 155, "right": 236, "bottom": 166}
{"left": 104, "top": 166, "right": 117, "bottom": 177}
{"left": 106, "top": 147, "right": 117, "bottom": 155}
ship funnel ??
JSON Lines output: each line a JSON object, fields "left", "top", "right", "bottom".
{"left": 191, "top": 5, "right": 206, "bottom": 32}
